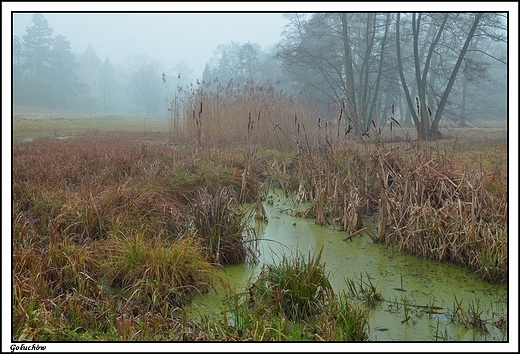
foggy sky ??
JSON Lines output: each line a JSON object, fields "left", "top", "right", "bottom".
{"left": 7, "top": 3, "right": 511, "bottom": 79}
{"left": 11, "top": 12, "right": 290, "bottom": 78}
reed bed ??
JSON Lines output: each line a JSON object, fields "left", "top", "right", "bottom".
{"left": 374, "top": 138, "right": 508, "bottom": 282}
{"left": 176, "top": 80, "right": 319, "bottom": 152}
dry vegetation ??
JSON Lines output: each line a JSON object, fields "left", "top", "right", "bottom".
{"left": 174, "top": 80, "right": 507, "bottom": 283}
{"left": 12, "top": 82, "right": 508, "bottom": 341}
{"left": 12, "top": 132, "right": 260, "bottom": 340}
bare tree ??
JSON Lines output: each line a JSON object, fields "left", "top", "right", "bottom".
{"left": 126, "top": 54, "right": 163, "bottom": 115}
{"left": 205, "top": 41, "right": 267, "bottom": 86}
{"left": 279, "top": 13, "right": 394, "bottom": 135}
{"left": 397, "top": 13, "right": 484, "bottom": 140}
{"left": 278, "top": 12, "right": 504, "bottom": 139}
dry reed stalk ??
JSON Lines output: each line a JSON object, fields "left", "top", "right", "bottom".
{"left": 182, "top": 80, "right": 316, "bottom": 151}
{"left": 374, "top": 141, "right": 507, "bottom": 282}
{"left": 315, "top": 185, "right": 327, "bottom": 226}
{"left": 255, "top": 198, "right": 268, "bottom": 221}
{"left": 343, "top": 188, "right": 364, "bottom": 234}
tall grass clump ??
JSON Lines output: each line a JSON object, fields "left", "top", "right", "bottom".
{"left": 103, "top": 231, "right": 216, "bottom": 313}
{"left": 248, "top": 248, "right": 333, "bottom": 320}
{"left": 188, "top": 186, "right": 258, "bottom": 265}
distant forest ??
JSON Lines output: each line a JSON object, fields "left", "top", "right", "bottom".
{"left": 13, "top": 13, "right": 507, "bottom": 132}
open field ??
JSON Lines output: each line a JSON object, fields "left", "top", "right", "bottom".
{"left": 12, "top": 113, "right": 169, "bottom": 142}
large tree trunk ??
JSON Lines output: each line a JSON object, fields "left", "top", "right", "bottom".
{"left": 396, "top": 14, "right": 419, "bottom": 129}
{"left": 432, "top": 13, "right": 483, "bottom": 134}
{"left": 359, "top": 14, "right": 376, "bottom": 131}
{"left": 340, "top": 13, "right": 359, "bottom": 134}
{"left": 460, "top": 68, "right": 468, "bottom": 127}
{"left": 412, "top": 14, "right": 448, "bottom": 140}
{"left": 368, "top": 14, "right": 391, "bottom": 130}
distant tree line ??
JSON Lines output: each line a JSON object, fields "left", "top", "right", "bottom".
{"left": 13, "top": 14, "right": 166, "bottom": 114}
{"left": 202, "top": 41, "right": 282, "bottom": 87}
{"left": 13, "top": 13, "right": 507, "bottom": 136}
{"left": 204, "top": 13, "right": 507, "bottom": 140}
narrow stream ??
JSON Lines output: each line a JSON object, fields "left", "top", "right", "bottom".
{"left": 187, "top": 192, "right": 508, "bottom": 341}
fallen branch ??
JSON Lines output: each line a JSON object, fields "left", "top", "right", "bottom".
{"left": 342, "top": 227, "right": 367, "bottom": 241}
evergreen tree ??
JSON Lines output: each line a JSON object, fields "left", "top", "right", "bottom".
{"left": 48, "top": 34, "right": 81, "bottom": 108}
{"left": 21, "top": 13, "right": 54, "bottom": 105}
{"left": 17, "top": 14, "right": 82, "bottom": 109}
{"left": 13, "top": 35, "right": 24, "bottom": 104}
{"left": 22, "top": 14, "right": 53, "bottom": 81}
{"left": 202, "top": 63, "right": 212, "bottom": 85}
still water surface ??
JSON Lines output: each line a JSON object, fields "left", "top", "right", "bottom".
{"left": 188, "top": 192, "right": 508, "bottom": 341}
